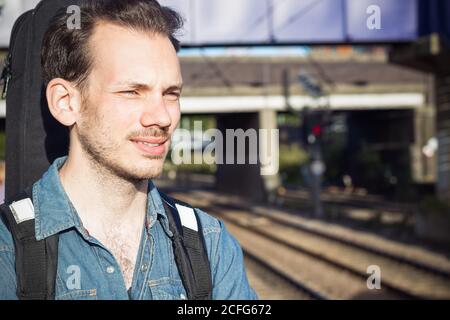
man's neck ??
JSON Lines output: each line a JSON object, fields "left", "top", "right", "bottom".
{"left": 58, "top": 153, "right": 148, "bottom": 232}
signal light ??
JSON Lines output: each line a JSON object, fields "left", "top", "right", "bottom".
{"left": 312, "top": 124, "right": 322, "bottom": 136}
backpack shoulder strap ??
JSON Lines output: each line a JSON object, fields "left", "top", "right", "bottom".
{"left": 0, "top": 187, "right": 58, "bottom": 300}
{"left": 159, "top": 191, "right": 212, "bottom": 300}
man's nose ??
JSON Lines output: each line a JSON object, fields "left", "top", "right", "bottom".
{"left": 140, "top": 94, "right": 172, "bottom": 128}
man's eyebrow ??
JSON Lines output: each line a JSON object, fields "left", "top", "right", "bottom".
{"left": 112, "top": 81, "right": 183, "bottom": 91}
{"left": 165, "top": 84, "right": 183, "bottom": 92}
{"left": 112, "top": 81, "right": 150, "bottom": 89}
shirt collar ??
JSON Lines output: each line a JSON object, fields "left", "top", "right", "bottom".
{"left": 33, "top": 156, "right": 170, "bottom": 241}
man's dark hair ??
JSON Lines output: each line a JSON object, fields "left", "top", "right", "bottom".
{"left": 41, "top": 0, "right": 183, "bottom": 90}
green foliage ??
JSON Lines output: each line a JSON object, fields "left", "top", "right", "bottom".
{"left": 180, "top": 115, "right": 216, "bottom": 130}
{"left": 164, "top": 158, "right": 216, "bottom": 175}
{"left": 420, "top": 196, "right": 450, "bottom": 217}
{"left": 279, "top": 144, "right": 309, "bottom": 185}
{"left": 322, "top": 132, "right": 346, "bottom": 185}
{"left": 278, "top": 113, "right": 301, "bottom": 127}
{"left": 355, "top": 144, "right": 384, "bottom": 184}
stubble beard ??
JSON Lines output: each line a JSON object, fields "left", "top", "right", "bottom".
{"left": 76, "top": 99, "right": 169, "bottom": 183}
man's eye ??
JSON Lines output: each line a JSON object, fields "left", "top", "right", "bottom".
{"left": 166, "top": 92, "right": 181, "bottom": 100}
{"left": 120, "top": 90, "right": 138, "bottom": 96}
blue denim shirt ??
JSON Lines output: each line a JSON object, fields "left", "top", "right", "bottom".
{"left": 0, "top": 156, "right": 257, "bottom": 300}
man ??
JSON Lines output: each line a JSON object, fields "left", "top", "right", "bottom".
{"left": 0, "top": 0, "right": 257, "bottom": 300}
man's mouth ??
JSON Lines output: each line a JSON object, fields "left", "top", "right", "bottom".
{"left": 130, "top": 137, "right": 168, "bottom": 156}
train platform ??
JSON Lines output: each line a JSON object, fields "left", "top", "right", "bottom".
{"left": 157, "top": 181, "right": 450, "bottom": 299}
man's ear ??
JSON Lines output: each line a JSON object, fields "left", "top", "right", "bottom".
{"left": 46, "top": 78, "right": 83, "bottom": 126}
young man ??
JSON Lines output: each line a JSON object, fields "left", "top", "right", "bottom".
{"left": 0, "top": 0, "right": 257, "bottom": 300}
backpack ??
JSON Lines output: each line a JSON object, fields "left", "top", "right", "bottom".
{"left": 0, "top": 0, "right": 212, "bottom": 299}
{"left": 0, "top": 188, "right": 212, "bottom": 300}
{"left": 1, "top": 0, "right": 73, "bottom": 203}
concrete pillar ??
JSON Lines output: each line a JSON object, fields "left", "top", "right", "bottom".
{"left": 215, "top": 111, "right": 280, "bottom": 202}
{"left": 258, "top": 109, "right": 281, "bottom": 199}
{"left": 215, "top": 113, "right": 266, "bottom": 201}
{"left": 411, "top": 105, "right": 436, "bottom": 185}
{"left": 435, "top": 76, "right": 450, "bottom": 202}
{"left": 389, "top": 34, "right": 450, "bottom": 203}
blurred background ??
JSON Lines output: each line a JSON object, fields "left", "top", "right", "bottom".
{"left": 1, "top": 0, "right": 449, "bottom": 299}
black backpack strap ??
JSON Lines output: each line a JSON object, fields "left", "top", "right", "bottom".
{"left": 0, "top": 187, "right": 59, "bottom": 300}
{"left": 159, "top": 192, "right": 212, "bottom": 300}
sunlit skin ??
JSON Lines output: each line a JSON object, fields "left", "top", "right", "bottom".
{"left": 45, "top": 22, "right": 182, "bottom": 289}
{"left": 75, "top": 23, "right": 182, "bottom": 180}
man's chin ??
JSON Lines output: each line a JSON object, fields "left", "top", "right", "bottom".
{"left": 118, "top": 168, "right": 163, "bottom": 182}
{"left": 128, "top": 158, "right": 165, "bottom": 180}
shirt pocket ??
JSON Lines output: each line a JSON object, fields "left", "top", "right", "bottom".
{"left": 148, "top": 277, "right": 187, "bottom": 300}
{"left": 55, "top": 289, "right": 98, "bottom": 300}
{"left": 55, "top": 273, "right": 98, "bottom": 300}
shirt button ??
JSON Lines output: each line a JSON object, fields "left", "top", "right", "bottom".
{"left": 180, "top": 293, "right": 186, "bottom": 300}
{"left": 140, "top": 263, "right": 148, "bottom": 272}
{"left": 106, "top": 266, "right": 115, "bottom": 274}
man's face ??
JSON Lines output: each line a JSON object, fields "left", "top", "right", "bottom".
{"left": 75, "top": 22, "right": 182, "bottom": 181}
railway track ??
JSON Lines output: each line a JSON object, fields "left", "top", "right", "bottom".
{"left": 168, "top": 190, "right": 450, "bottom": 300}
{"left": 213, "top": 201, "right": 450, "bottom": 279}
{"left": 243, "top": 254, "right": 319, "bottom": 300}
{"left": 276, "top": 188, "right": 415, "bottom": 225}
